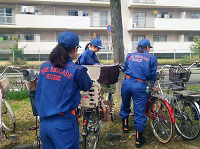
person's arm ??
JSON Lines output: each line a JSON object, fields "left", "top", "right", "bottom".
{"left": 77, "top": 55, "right": 86, "bottom": 65}
{"left": 74, "top": 67, "right": 93, "bottom": 92}
{"left": 123, "top": 54, "right": 131, "bottom": 72}
{"left": 149, "top": 56, "right": 158, "bottom": 86}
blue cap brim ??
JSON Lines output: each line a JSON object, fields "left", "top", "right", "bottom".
{"left": 150, "top": 45, "right": 153, "bottom": 48}
{"left": 97, "top": 46, "right": 105, "bottom": 49}
{"left": 78, "top": 45, "right": 82, "bottom": 48}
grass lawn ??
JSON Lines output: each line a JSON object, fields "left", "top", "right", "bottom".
{"left": 1, "top": 91, "right": 200, "bottom": 149}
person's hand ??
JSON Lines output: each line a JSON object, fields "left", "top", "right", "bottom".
{"left": 152, "top": 86, "right": 159, "bottom": 93}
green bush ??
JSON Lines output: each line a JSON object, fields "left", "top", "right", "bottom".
{"left": 180, "top": 55, "right": 191, "bottom": 64}
{"left": 5, "top": 90, "right": 29, "bottom": 100}
{"left": 9, "top": 43, "right": 26, "bottom": 66}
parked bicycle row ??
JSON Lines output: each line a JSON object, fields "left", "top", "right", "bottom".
{"left": 0, "top": 35, "right": 200, "bottom": 149}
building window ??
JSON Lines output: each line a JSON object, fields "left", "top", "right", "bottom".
{"left": 155, "top": 12, "right": 172, "bottom": 18}
{"left": 132, "top": 12, "right": 146, "bottom": 28}
{"left": 187, "top": 14, "right": 200, "bottom": 19}
{"left": 91, "top": 11, "right": 108, "bottom": 27}
{"left": 0, "top": 34, "right": 14, "bottom": 41}
{"left": 0, "top": 8, "right": 13, "bottom": 24}
{"left": 68, "top": 10, "right": 78, "bottom": 16}
{"left": 21, "top": 6, "right": 41, "bottom": 15}
{"left": 20, "top": 34, "right": 34, "bottom": 41}
{"left": 153, "top": 35, "right": 167, "bottom": 42}
{"left": 132, "top": 35, "right": 145, "bottom": 51}
{"left": 188, "top": 35, "right": 200, "bottom": 42}
{"left": 68, "top": 10, "right": 88, "bottom": 16}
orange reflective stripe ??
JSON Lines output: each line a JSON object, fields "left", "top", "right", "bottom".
{"left": 126, "top": 75, "right": 130, "bottom": 78}
{"left": 71, "top": 110, "right": 76, "bottom": 115}
{"left": 136, "top": 131, "right": 139, "bottom": 139}
{"left": 124, "top": 128, "right": 128, "bottom": 131}
{"left": 135, "top": 142, "right": 140, "bottom": 144}
{"left": 137, "top": 78, "right": 142, "bottom": 82}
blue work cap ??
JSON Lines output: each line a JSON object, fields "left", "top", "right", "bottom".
{"left": 58, "top": 31, "right": 81, "bottom": 50}
{"left": 90, "top": 38, "right": 105, "bottom": 49}
{"left": 138, "top": 38, "right": 153, "bottom": 49}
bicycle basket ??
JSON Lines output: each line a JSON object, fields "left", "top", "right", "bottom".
{"left": 0, "top": 77, "right": 10, "bottom": 95}
{"left": 169, "top": 67, "right": 191, "bottom": 82}
{"left": 27, "top": 79, "right": 38, "bottom": 91}
{"left": 97, "top": 65, "right": 120, "bottom": 85}
{"left": 79, "top": 81, "right": 102, "bottom": 109}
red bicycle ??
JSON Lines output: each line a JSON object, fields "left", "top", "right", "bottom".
{"left": 146, "top": 95, "right": 175, "bottom": 143}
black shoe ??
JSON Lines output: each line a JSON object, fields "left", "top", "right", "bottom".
{"left": 135, "top": 131, "right": 146, "bottom": 148}
{"left": 122, "top": 118, "right": 129, "bottom": 133}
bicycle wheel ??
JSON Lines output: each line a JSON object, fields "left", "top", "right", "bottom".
{"left": 2, "top": 98, "right": 16, "bottom": 132}
{"left": 82, "top": 108, "right": 101, "bottom": 149}
{"left": 107, "top": 92, "right": 114, "bottom": 121}
{"left": 171, "top": 97, "right": 200, "bottom": 140}
{"left": 149, "top": 98, "right": 173, "bottom": 143}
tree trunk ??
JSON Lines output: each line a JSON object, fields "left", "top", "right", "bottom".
{"left": 110, "top": 0, "right": 125, "bottom": 93}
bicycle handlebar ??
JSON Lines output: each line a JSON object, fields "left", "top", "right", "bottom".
{"left": 1, "top": 66, "right": 21, "bottom": 76}
{"left": 177, "top": 61, "right": 199, "bottom": 72}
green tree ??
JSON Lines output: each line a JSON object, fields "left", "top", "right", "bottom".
{"left": 191, "top": 38, "right": 200, "bottom": 60}
{"left": 9, "top": 37, "right": 26, "bottom": 66}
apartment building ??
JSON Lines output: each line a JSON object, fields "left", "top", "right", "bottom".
{"left": 0, "top": 0, "right": 111, "bottom": 60}
{"left": 123, "top": 0, "right": 200, "bottom": 58}
{"left": 0, "top": 0, "right": 200, "bottom": 59}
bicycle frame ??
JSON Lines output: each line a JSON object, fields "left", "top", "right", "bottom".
{"left": 0, "top": 66, "right": 20, "bottom": 77}
{"left": 146, "top": 95, "right": 175, "bottom": 124}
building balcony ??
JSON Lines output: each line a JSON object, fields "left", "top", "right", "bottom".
{"left": 0, "top": 14, "right": 110, "bottom": 30}
{"left": 129, "top": 0, "right": 200, "bottom": 8}
{"left": 127, "top": 42, "right": 193, "bottom": 54}
{"left": 128, "top": 18, "right": 200, "bottom": 31}
{"left": 0, "top": 0, "right": 110, "bottom": 7}
{"left": 18, "top": 41, "right": 112, "bottom": 55}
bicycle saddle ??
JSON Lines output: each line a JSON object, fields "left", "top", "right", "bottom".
{"left": 23, "top": 69, "right": 39, "bottom": 82}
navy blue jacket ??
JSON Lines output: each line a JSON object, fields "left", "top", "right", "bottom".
{"left": 34, "top": 57, "right": 92, "bottom": 119}
{"left": 123, "top": 51, "right": 158, "bottom": 82}
{"left": 76, "top": 48, "right": 99, "bottom": 65}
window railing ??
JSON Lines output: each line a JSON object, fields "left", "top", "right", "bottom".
{"left": 90, "top": 17, "right": 109, "bottom": 27}
{"left": 133, "top": 0, "right": 155, "bottom": 4}
{"left": 132, "top": 17, "right": 154, "bottom": 28}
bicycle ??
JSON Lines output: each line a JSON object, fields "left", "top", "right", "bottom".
{"left": 118, "top": 64, "right": 175, "bottom": 143}
{"left": 165, "top": 62, "right": 200, "bottom": 140}
{"left": 0, "top": 66, "right": 19, "bottom": 135}
{"left": 79, "top": 65, "right": 119, "bottom": 149}
{"left": 23, "top": 69, "right": 41, "bottom": 149}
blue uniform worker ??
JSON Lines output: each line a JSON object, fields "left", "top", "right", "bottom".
{"left": 120, "top": 39, "right": 158, "bottom": 148}
{"left": 34, "top": 31, "right": 93, "bottom": 149}
{"left": 76, "top": 38, "right": 104, "bottom": 65}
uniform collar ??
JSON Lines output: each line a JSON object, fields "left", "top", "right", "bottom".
{"left": 68, "top": 56, "right": 72, "bottom": 62}
{"left": 86, "top": 48, "right": 95, "bottom": 56}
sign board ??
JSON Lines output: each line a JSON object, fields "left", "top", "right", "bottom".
{"left": 107, "top": 25, "right": 112, "bottom": 34}
{"left": 153, "top": 10, "right": 158, "bottom": 14}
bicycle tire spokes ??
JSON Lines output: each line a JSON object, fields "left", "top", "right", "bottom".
{"left": 149, "top": 99, "right": 173, "bottom": 143}
{"left": 82, "top": 108, "right": 101, "bottom": 149}
{"left": 172, "top": 98, "right": 200, "bottom": 140}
